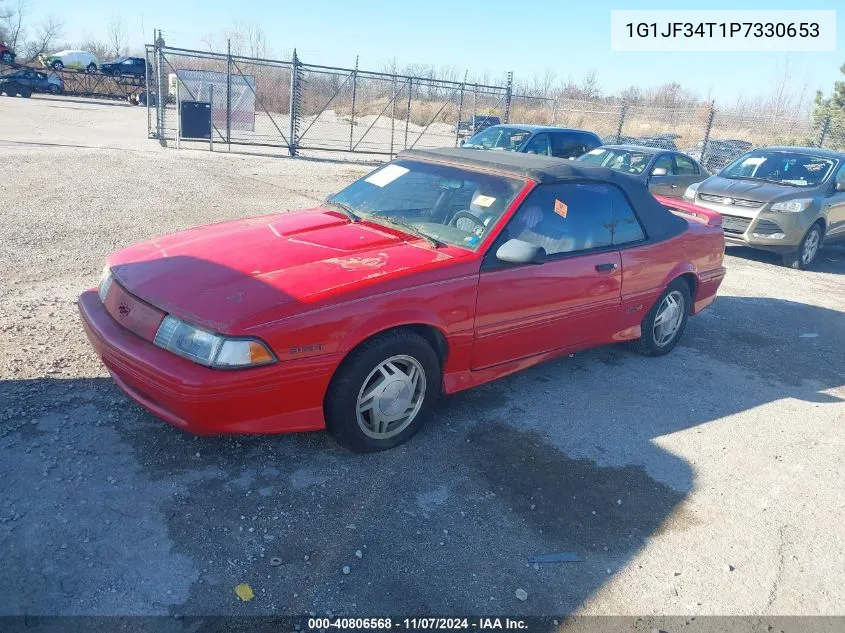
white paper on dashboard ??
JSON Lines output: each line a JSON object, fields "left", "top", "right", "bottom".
{"left": 365, "top": 165, "right": 410, "bottom": 187}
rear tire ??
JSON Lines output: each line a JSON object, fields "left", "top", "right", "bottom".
{"left": 782, "top": 222, "right": 823, "bottom": 270}
{"left": 4, "top": 82, "right": 19, "bottom": 97}
{"left": 19, "top": 86, "right": 31, "bottom": 98}
{"left": 0, "top": 51, "right": 12, "bottom": 64}
{"left": 325, "top": 329, "right": 441, "bottom": 452}
{"left": 631, "top": 279, "right": 691, "bottom": 357}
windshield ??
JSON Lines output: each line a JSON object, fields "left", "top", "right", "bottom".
{"left": 721, "top": 151, "right": 837, "bottom": 187}
{"left": 328, "top": 159, "right": 524, "bottom": 250}
{"left": 576, "top": 147, "right": 652, "bottom": 175}
{"left": 463, "top": 127, "right": 532, "bottom": 151}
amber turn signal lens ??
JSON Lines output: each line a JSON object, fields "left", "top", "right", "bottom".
{"left": 248, "top": 341, "right": 275, "bottom": 364}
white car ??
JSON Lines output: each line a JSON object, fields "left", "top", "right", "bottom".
{"left": 39, "top": 49, "right": 99, "bottom": 73}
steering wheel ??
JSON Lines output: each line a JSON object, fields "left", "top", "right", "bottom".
{"left": 449, "top": 210, "right": 486, "bottom": 232}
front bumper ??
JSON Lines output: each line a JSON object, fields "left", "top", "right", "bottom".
{"left": 78, "top": 289, "right": 336, "bottom": 435}
{"left": 693, "top": 200, "right": 815, "bottom": 253}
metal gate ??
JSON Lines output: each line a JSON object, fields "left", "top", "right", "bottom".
{"left": 147, "top": 40, "right": 513, "bottom": 156}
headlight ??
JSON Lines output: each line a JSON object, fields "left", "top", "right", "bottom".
{"left": 153, "top": 315, "right": 276, "bottom": 368}
{"left": 683, "top": 182, "right": 700, "bottom": 201}
{"left": 98, "top": 266, "right": 114, "bottom": 302}
{"left": 770, "top": 199, "right": 813, "bottom": 213}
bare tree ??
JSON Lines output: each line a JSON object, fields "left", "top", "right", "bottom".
{"left": 619, "top": 85, "right": 643, "bottom": 105}
{"left": 107, "top": 15, "right": 127, "bottom": 58}
{"left": 202, "top": 21, "right": 268, "bottom": 58}
{"left": 1, "top": 0, "right": 27, "bottom": 50}
{"left": 243, "top": 22, "right": 266, "bottom": 58}
{"left": 762, "top": 57, "right": 812, "bottom": 119}
{"left": 1, "top": 0, "right": 63, "bottom": 61}
{"left": 78, "top": 38, "right": 110, "bottom": 61}
{"left": 22, "top": 14, "right": 61, "bottom": 60}
{"left": 381, "top": 56, "right": 398, "bottom": 75}
{"left": 579, "top": 70, "right": 600, "bottom": 100}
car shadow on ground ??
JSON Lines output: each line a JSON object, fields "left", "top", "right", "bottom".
{"left": 1, "top": 270, "right": 843, "bottom": 616}
{"left": 33, "top": 95, "right": 133, "bottom": 108}
{"left": 0, "top": 139, "right": 116, "bottom": 151}
{"left": 159, "top": 142, "right": 387, "bottom": 167}
{"left": 726, "top": 243, "right": 845, "bottom": 275}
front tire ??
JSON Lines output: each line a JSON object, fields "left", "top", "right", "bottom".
{"left": 782, "top": 222, "right": 822, "bottom": 270}
{"left": 0, "top": 51, "right": 12, "bottom": 64}
{"left": 631, "top": 279, "right": 691, "bottom": 357}
{"left": 4, "top": 82, "right": 19, "bottom": 97}
{"left": 51, "top": 60, "right": 63, "bottom": 71}
{"left": 48, "top": 84, "right": 60, "bottom": 94}
{"left": 86, "top": 63, "right": 97, "bottom": 73}
{"left": 325, "top": 330, "right": 441, "bottom": 452}
{"left": 19, "top": 86, "right": 31, "bottom": 98}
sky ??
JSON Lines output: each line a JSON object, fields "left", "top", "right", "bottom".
{"left": 18, "top": 0, "right": 845, "bottom": 106}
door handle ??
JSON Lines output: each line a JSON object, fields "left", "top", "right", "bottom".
{"left": 670, "top": 184, "right": 678, "bottom": 188}
{"left": 595, "top": 262, "right": 618, "bottom": 273}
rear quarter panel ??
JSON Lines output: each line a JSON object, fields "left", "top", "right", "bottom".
{"left": 619, "top": 221, "right": 725, "bottom": 332}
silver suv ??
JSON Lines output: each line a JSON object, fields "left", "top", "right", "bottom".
{"left": 684, "top": 147, "right": 845, "bottom": 269}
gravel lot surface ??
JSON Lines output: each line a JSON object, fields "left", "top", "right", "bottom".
{"left": 1, "top": 95, "right": 844, "bottom": 619}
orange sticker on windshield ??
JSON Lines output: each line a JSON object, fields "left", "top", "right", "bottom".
{"left": 554, "top": 199, "right": 568, "bottom": 218}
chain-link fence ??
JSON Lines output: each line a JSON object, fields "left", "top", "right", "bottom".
{"left": 146, "top": 37, "right": 845, "bottom": 162}
{"left": 146, "top": 40, "right": 512, "bottom": 156}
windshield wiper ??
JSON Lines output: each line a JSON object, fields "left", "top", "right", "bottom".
{"left": 371, "top": 216, "right": 443, "bottom": 248}
{"left": 722, "top": 176, "right": 794, "bottom": 186}
{"left": 326, "top": 199, "right": 361, "bottom": 222}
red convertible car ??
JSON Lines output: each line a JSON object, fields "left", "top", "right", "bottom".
{"left": 79, "top": 148, "right": 725, "bottom": 451}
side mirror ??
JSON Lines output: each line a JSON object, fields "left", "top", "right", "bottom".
{"left": 836, "top": 173, "right": 845, "bottom": 191}
{"left": 496, "top": 239, "right": 546, "bottom": 265}
{"left": 651, "top": 167, "right": 668, "bottom": 177}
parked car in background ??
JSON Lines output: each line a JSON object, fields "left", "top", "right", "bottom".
{"left": 462, "top": 125, "right": 601, "bottom": 159}
{"left": 0, "top": 42, "right": 15, "bottom": 65}
{"left": 0, "top": 68, "right": 64, "bottom": 96}
{"left": 99, "top": 56, "right": 148, "bottom": 77}
{"left": 603, "top": 134, "right": 679, "bottom": 150}
{"left": 129, "top": 90, "right": 156, "bottom": 106}
{"left": 577, "top": 145, "right": 709, "bottom": 198}
{"left": 456, "top": 114, "right": 500, "bottom": 137}
{"left": 686, "top": 139, "right": 753, "bottom": 172}
{"left": 39, "top": 50, "right": 98, "bottom": 73}
{"left": 79, "top": 148, "right": 726, "bottom": 452}
{"left": 684, "top": 147, "right": 845, "bottom": 269}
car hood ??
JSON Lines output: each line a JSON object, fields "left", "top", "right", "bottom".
{"left": 697, "top": 175, "right": 818, "bottom": 202}
{"left": 107, "top": 208, "right": 462, "bottom": 332}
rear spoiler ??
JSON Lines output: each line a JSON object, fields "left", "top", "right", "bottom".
{"left": 654, "top": 194, "right": 722, "bottom": 227}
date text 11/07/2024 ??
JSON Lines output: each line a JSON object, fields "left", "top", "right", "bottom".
{"left": 307, "top": 618, "right": 529, "bottom": 630}
{"left": 625, "top": 21, "right": 820, "bottom": 38}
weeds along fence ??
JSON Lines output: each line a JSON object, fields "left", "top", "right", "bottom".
{"left": 146, "top": 39, "right": 845, "bottom": 160}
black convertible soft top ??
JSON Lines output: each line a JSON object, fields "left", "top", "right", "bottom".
{"left": 399, "top": 148, "right": 688, "bottom": 242}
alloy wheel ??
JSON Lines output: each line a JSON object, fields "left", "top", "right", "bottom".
{"left": 653, "top": 290, "right": 685, "bottom": 347}
{"left": 356, "top": 355, "right": 426, "bottom": 440}
{"left": 802, "top": 227, "right": 820, "bottom": 266}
